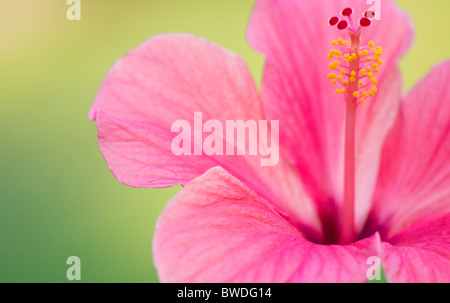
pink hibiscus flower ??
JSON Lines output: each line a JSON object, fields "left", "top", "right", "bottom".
{"left": 89, "top": 0, "right": 450, "bottom": 282}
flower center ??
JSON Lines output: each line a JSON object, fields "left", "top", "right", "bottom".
{"left": 327, "top": 7, "right": 383, "bottom": 244}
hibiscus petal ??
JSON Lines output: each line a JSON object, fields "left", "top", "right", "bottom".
{"left": 90, "top": 34, "right": 320, "bottom": 232}
{"left": 153, "top": 167, "right": 381, "bottom": 283}
{"left": 381, "top": 213, "right": 450, "bottom": 283}
{"left": 354, "top": 66, "right": 403, "bottom": 230}
{"left": 247, "top": 0, "right": 413, "bottom": 231}
{"left": 370, "top": 61, "right": 450, "bottom": 237}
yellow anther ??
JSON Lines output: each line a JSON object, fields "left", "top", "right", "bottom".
{"left": 329, "top": 61, "right": 339, "bottom": 70}
{"left": 376, "top": 46, "right": 383, "bottom": 52}
{"left": 314, "top": 38, "right": 383, "bottom": 103}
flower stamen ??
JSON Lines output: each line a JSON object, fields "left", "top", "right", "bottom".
{"left": 326, "top": 7, "right": 383, "bottom": 244}
{"left": 327, "top": 10, "right": 382, "bottom": 105}
{"left": 326, "top": 38, "right": 382, "bottom": 104}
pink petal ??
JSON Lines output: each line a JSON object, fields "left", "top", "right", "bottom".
{"left": 354, "top": 66, "right": 403, "bottom": 230}
{"left": 90, "top": 34, "right": 320, "bottom": 232}
{"left": 381, "top": 213, "right": 450, "bottom": 283}
{"left": 370, "top": 61, "right": 450, "bottom": 238}
{"left": 247, "top": 0, "right": 413, "bottom": 232}
{"left": 153, "top": 167, "right": 381, "bottom": 283}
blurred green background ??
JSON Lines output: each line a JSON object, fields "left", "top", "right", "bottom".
{"left": 0, "top": 0, "right": 448, "bottom": 282}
